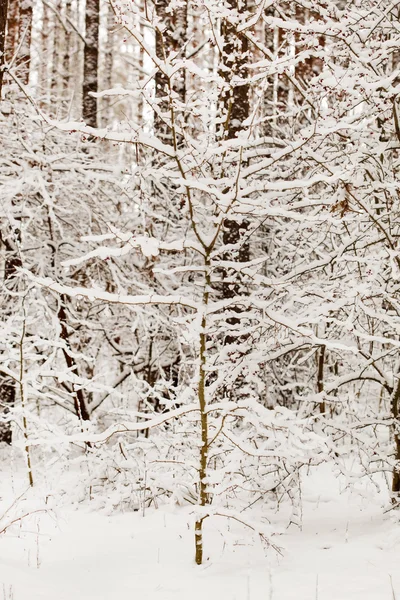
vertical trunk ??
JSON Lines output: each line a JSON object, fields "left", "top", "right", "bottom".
{"left": 17, "top": 0, "right": 33, "bottom": 84}
{"left": 220, "top": 0, "right": 249, "bottom": 143}
{"left": 39, "top": 2, "right": 51, "bottom": 105}
{"left": 0, "top": 378, "right": 15, "bottom": 445}
{"left": 317, "top": 345, "right": 326, "bottom": 413}
{"left": 57, "top": 298, "right": 91, "bottom": 422}
{"left": 46, "top": 216, "right": 91, "bottom": 423}
{"left": 62, "top": 0, "right": 72, "bottom": 111}
{"left": 262, "top": 4, "right": 276, "bottom": 137}
{"left": 154, "top": 0, "right": 187, "bottom": 143}
{"left": 195, "top": 256, "right": 211, "bottom": 566}
{"left": 137, "top": 6, "right": 144, "bottom": 126}
{"left": 51, "top": 2, "right": 61, "bottom": 102}
{"left": 102, "top": 0, "right": 114, "bottom": 125}
{"left": 5, "top": 0, "right": 18, "bottom": 62}
{"left": 83, "top": 0, "right": 99, "bottom": 127}
{"left": 0, "top": 234, "right": 22, "bottom": 445}
{"left": 0, "top": 0, "right": 8, "bottom": 99}
{"left": 195, "top": 0, "right": 251, "bottom": 565}
{"left": 220, "top": 0, "right": 250, "bottom": 324}
{"left": 391, "top": 377, "right": 400, "bottom": 500}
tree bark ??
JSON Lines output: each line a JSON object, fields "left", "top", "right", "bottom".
{"left": 154, "top": 0, "right": 187, "bottom": 144}
{"left": 220, "top": 0, "right": 250, "bottom": 327}
{"left": 5, "top": 0, "right": 18, "bottom": 63}
{"left": 102, "top": 0, "right": 114, "bottom": 125}
{"left": 0, "top": 0, "right": 8, "bottom": 99}
{"left": 317, "top": 345, "right": 326, "bottom": 413}
{"left": 0, "top": 232, "right": 22, "bottom": 444}
{"left": 39, "top": 1, "right": 50, "bottom": 105}
{"left": 62, "top": 0, "right": 72, "bottom": 103}
{"left": 83, "top": 0, "right": 99, "bottom": 127}
{"left": 391, "top": 377, "right": 400, "bottom": 500}
{"left": 51, "top": 1, "right": 61, "bottom": 102}
{"left": 17, "top": 0, "right": 32, "bottom": 84}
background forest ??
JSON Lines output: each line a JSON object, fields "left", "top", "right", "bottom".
{"left": 1, "top": 0, "right": 400, "bottom": 595}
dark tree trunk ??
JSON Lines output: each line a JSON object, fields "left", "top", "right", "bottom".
{"left": 62, "top": 0, "right": 72, "bottom": 103}
{"left": 0, "top": 380, "right": 14, "bottom": 445}
{"left": 392, "top": 378, "right": 400, "bottom": 500}
{"left": 17, "top": 0, "right": 32, "bottom": 84}
{"left": 317, "top": 345, "right": 326, "bottom": 413}
{"left": 51, "top": 1, "right": 61, "bottom": 101}
{"left": 46, "top": 216, "right": 91, "bottom": 423}
{"left": 83, "top": 0, "right": 99, "bottom": 127}
{"left": 154, "top": 0, "right": 187, "bottom": 144}
{"left": 220, "top": 0, "right": 250, "bottom": 143}
{"left": 262, "top": 5, "right": 276, "bottom": 138}
{"left": 5, "top": 0, "right": 18, "bottom": 63}
{"left": 220, "top": 0, "right": 250, "bottom": 316}
{"left": 0, "top": 0, "right": 8, "bottom": 98}
{"left": 0, "top": 233, "right": 22, "bottom": 444}
{"left": 57, "top": 297, "right": 91, "bottom": 422}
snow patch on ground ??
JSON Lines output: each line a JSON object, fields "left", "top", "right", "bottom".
{"left": 0, "top": 463, "right": 399, "bottom": 600}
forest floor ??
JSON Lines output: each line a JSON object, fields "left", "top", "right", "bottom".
{"left": 0, "top": 459, "right": 399, "bottom": 600}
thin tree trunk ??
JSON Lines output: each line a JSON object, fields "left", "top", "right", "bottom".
{"left": 51, "top": 2, "right": 61, "bottom": 103}
{"left": 39, "top": 2, "right": 51, "bottom": 105}
{"left": 137, "top": 5, "right": 144, "bottom": 126}
{"left": 57, "top": 297, "right": 91, "bottom": 422}
{"left": 46, "top": 214, "right": 91, "bottom": 423}
{"left": 102, "top": 0, "right": 114, "bottom": 125}
{"left": 0, "top": 233, "right": 22, "bottom": 444}
{"left": 391, "top": 377, "right": 400, "bottom": 500}
{"left": 17, "top": 0, "right": 33, "bottom": 84}
{"left": 83, "top": 0, "right": 99, "bottom": 127}
{"left": 62, "top": 0, "right": 72, "bottom": 105}
{"left": 194, "top": 0, "right": 251, "bottom": 565}
{"left": 0, "top": 0, "right": 8, "bottom": 98}
{"left": 317, "top": 345, "right": 326, "bottom": 413}
{"left": 195, "top": 255, "right": 211, "bottom": 565}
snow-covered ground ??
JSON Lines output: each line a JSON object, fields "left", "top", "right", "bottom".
{"left": 1, "top": 462, "right": 399, "bottom": 600}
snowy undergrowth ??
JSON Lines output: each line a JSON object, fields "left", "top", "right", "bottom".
{"left": 1, "top": 451, "right": 399, "bottom": 600}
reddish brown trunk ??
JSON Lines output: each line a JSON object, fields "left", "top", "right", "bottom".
{"left": 5, "top": 0, "right": 18, "bottom": 62}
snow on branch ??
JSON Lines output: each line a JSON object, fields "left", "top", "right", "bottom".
{"left": 22, "top": 272, "right": 200, "bottom": 311}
